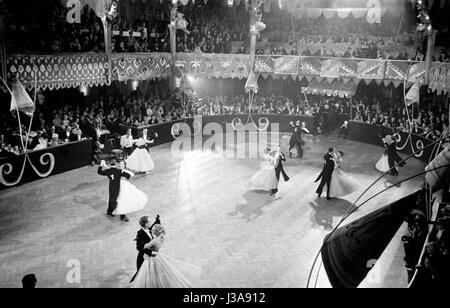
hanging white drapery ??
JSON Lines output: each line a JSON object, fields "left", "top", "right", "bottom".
{"left": 78, "top": 0, "right": 116, "bottom": 84}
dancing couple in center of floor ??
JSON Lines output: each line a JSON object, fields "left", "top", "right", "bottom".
{"left": 98, "top": 159, "right": 148, "bottom": 222}
{"left": 315, "top": 148, "right": 359, "bottom": 200}
{"left": 124, "top": 128, "right": 157, "bottom": 175}
{"left": 289, "top": 120, "right": 310, "bottom": 159}
{"left": 250, "top": 145, "right": 290, "bottom": 196}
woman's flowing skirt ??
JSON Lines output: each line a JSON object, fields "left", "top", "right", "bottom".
{"left": 130, "top": 254, "right": 201, "bottom": 288}
{"left": 328, "top": 169, "right": 360, "bottom": 197}
{"left": 250, "top": 163, "right": 278, "bottom": 191}
{"left": 375, "top": 154, "right": 391, "bottom": 173}
{"left": 113, "top": 180, "right": 148, "bottom": 215}
{"left": 126, "top": 148, "right": 155, "bottom": 172}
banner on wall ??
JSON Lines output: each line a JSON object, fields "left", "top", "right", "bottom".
{"left": 6, "top": 53, "right": 450, "bottom": 94}
{"left": 301, "top": 79, "right": 357, "bottom": 98}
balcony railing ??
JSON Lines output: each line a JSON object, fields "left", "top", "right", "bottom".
{"left": 5, "top": 52, "right": 450, "bottom": 95}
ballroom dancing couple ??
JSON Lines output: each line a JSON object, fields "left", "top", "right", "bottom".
{"left": 375, "top": 134, "right": 405, "bottom": 176}
{"left": 97, "top": 159, "right": 148, "bottom": 222}
{"left": 130, "top": 215, "right": 201, "bottom": 288}
{"left": 289, "top": 120, "right": 310, "bottom": 159}
{"left": 121, "top": 128, "right": 157, "bottom": 175}
{"left": 315, "top": 148, "right": 359, "bottom": 200}
{"left": 250, "top": 145, "right": 290, "bottom": 196}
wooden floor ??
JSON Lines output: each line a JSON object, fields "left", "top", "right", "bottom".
{"left": 0, "top": 134, "right": 425, "bottom": 288}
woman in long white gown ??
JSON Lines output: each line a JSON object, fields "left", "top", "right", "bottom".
{"left": 328, "top": 151, "right": 360, "bottom": 198}
{"left": 375, "top": 137, "right": 395, "bottom": 173}
{"left": 250, "top": 148, "right": 278, "bottom": 192}
{"left": 130, "top": 225, "right": 201, "bottom": 288}
{"left": 113, "top": 170, "right": 148, "bottom": 216}
{"left": 125, "top": 138, "right": 155, "bottom": 174}
{"left": 375, "top": 152, "right": 391, "bottom": 173}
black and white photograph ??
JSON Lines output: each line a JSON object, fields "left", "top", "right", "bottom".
{"left": 1, "top": 0, "right": 450, "bottom": 294}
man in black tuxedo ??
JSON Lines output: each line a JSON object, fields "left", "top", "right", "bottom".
{"left": 385, "top": 135, "right": 405, "bottom": 176}
{"left": 130, "top": 215, "right": 161, "bottom": 282}
{"left": 271, "top": 145, "right": 290, "bottom": 196}
{"left": 97, "top": 159, "right": 131, "bottom": 221}
{"left": 289, "top": 121, "right": 303, "bottom": 159}
{"left": 142, "top": 128, "right": 158, "bottom": 150}
{"left": 315, "top": 148, "right": 335, "bottom": 200}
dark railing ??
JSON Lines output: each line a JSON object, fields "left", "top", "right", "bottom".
{"left": 0, "top": 138, "right": 94, "bottom": 190}
{"left": 348, "top": 121, "right": 438, "bottom": 163}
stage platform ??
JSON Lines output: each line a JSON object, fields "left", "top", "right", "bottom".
{"left": 0, "top": 134, "right": 425, "bottom": 288}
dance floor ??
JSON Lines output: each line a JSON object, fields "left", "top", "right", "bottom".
{"left": 0, "top": 134, "right": 425, "bottom": 288}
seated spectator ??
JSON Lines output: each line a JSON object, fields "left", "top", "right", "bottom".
{"left": 69, "top": 128, "right": 83, "bottom": 142}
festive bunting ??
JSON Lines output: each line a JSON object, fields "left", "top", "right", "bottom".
{"left": 357, "top": 59, "right": 385, "bottom": 79}
{"left": 301, "top": 79, "right": 357, "bottom": 98}
{"left": 7, "top": 53, "right": 109, "bottom": 90}
{"left": 273, "top": 56, "right": 299, "bottom": 75}
{"left": 428, "top": 63, "right": 450, "bottom": 95}
{"left": 111, "top": 53, "right": 172, "bottom": 81}
{"left": 6, "top": 53, "right": 450, "bottom": 93}
{"left": 385, "top": 60, "right": 410, "bottom": 81}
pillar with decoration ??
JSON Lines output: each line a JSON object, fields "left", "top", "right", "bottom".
{"left": 168, "top": 0, "right": 190, "bottom": 90}
{"left": 244, "top": 0, "right": 265, "bottom": 102}
{"left": 169, "top": 2, "right": 177, "bottom": 90}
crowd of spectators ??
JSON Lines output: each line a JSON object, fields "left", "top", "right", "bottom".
{"left": 192, "top": 86, "right": 449, "bottom": 140}
{"left": 1, "top": 78, "right": 449, "bottom": 159}
{"left": 257, "top": 41, "right": 422, "bottom": 60}
{"left": 0, "top": 80, "right": 187, "bottom": 157}
{"left": 403, "top": 196, "right": 450, "bottom": 287}
{"left": 5, "top": 0, "right": 106, "bottom": 53}
{"left": 110, "top": 0, "right": 245, "bottom": 54}
{"left": 257, "top": 8, "right": 421, "bottom": 59}
{"left": 4, "top": 0, "right": 434, "bottom": 60}
{"left": 351, "top": 95, "right": 449, "bottom": 140}
{"left": 4, "top": 0, "right": 245, "bottom": 54}
{"left": 6, "top": 0, "right": 450, "bottom": 62}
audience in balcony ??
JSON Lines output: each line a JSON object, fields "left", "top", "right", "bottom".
{"left": 9, "top": 0, "right": 450, "bottom": 62}
{"left": 5, "top": 0, "right": 105, "bottom": 53}
{"left": 7, "top": 0, "right": 450, "bottom": 63}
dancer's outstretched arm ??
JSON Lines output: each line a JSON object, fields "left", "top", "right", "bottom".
{"left": 97, "top": 160, "right": 110, "bottom": 176}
